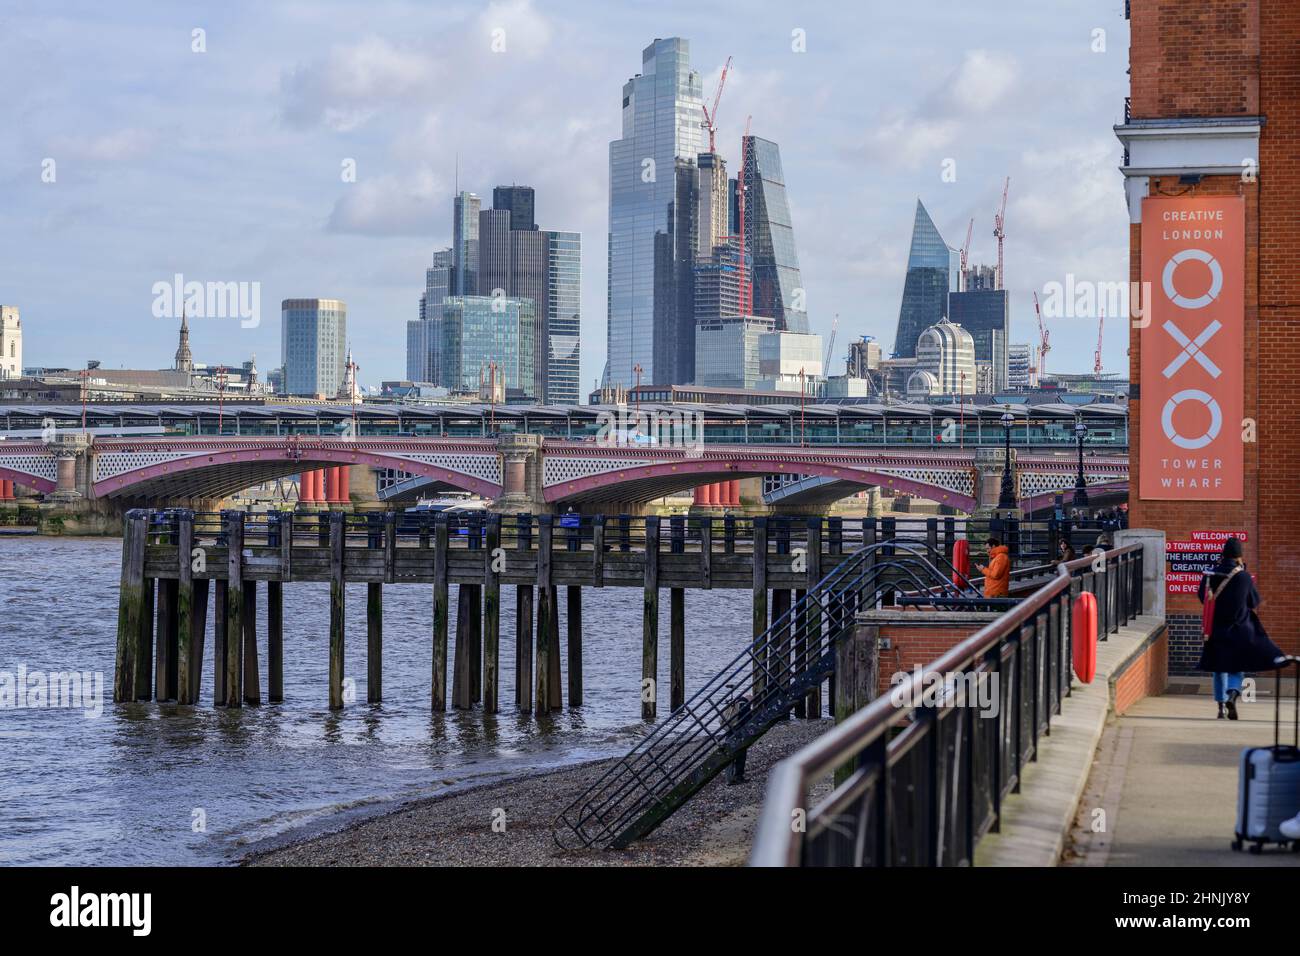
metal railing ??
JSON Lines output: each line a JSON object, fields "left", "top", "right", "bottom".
{"left": 553, "top": 538, "right": 981, "bottom": 850}
{"left": 749, "top": 543, "right": 1145, "bottom": 867}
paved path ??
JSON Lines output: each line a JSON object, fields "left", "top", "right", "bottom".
{"left": 1066, "top": 693, "right": 1299, "bottom": 867}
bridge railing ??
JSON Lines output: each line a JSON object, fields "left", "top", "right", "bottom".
{"left": 749, "top": 542, "right": 1145, "bottom": 867}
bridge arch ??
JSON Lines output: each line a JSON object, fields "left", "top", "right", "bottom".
{"left": 544, "top": 457, "right": 978, "bottom": 511}
{"left": 91, "top": 440, "right": 502, "bottom": 501}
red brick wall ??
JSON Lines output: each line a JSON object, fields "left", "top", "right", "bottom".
{"left": 1128, "top": 0, "right": 1299, "bottom": 657}
{"left": 1129, "top": 0, "right": 1259, "bottom": 118}
{"left": 876, "top": 621, "right": 989, "bottom": 696}
{"left": 1112, "top": 631, "right": 1169, "bottom": 714}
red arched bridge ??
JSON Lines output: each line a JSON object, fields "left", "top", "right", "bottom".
{"left": 0, "top": 436, "right": 1128, "bottom": 512}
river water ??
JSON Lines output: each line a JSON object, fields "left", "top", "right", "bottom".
{"left": 0, "top": 537, "right": 755, "bottom": 865}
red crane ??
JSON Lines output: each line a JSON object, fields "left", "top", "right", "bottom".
{"left": 1033, "top": 291, "right": 1050, "bottom": 383}
{"left": 1094, "top": 308, "right": 1105, "bottom": 377}
{"left": 700, "top": 56, "right": 732, "bottom": 154}
{"left": 993, "top": 176, "right": 1010, "bottom": 290}
{"left": 958, "top": 218, "right": 974, "bottom": 292}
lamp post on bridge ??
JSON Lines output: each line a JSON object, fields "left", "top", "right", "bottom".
{"left": 1073, "top": 416, "right": 1090, "bottom": 510}
{"left": 997, "top": 404, "right": 1016, "bottom": 511}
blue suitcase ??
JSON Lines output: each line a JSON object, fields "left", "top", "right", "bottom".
{"left": 1234, "top": 657, "right": 1300, "bottom": 853}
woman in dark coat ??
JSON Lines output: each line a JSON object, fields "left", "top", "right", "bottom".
{"left": 1197, "top": 538, "right": 1286, "bottom": 719}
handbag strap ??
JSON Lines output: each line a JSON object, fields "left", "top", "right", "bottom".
{"left": 1207, "top": 565, "right": 1242, "bottom": 602}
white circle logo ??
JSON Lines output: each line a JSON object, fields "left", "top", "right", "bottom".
{"left": 1161, "top": 389, "right": 1222, "bottom": 450}
{"left": 1162, "top": 249, "right": 1222, "bottom": 310}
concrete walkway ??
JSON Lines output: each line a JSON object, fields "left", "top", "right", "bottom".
{"left": 1066, "top": 693, "right": 1299, "bottom": 867}
{"left": 974, "top": 615, "right": 1163, "bottom": 866}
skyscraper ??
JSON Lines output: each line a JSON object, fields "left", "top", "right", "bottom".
{"left": 742, "top": 136, "right": 809, "bottom": 333}
{"left": 546, "top": 231, "right": 582, "bottom": 404}
{"left": 281, "top": 298, "right": 346, "bottom": 397}
{"left": 452, "top": 192, "right": 480, "bottom": 295}
{"left": 892, "top": 200, "right": 958, "bottom": 358}
{"left": 411, "top": 248, "right": 452, "bottom": 383}
{"left": 492, "top": 186, "right": 536, "bottom": 232}
{"left": 0, "top": 306, "right": 22, "bottom": 381}
{"left": 439, "top": 296, "right": 536, "bottom": 398}
{"left": 948, "top": 288, "right": 1010, "bottom": 392}
{"left": 606, "top": 37, "right": 704, "bottom": 388}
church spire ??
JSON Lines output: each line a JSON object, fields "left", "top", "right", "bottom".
{"left": 173, "top": 308, "right": 193, "bottom": 372}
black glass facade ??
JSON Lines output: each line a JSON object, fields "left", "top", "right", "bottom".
{"left": 892, "top": 200, "right": 957, "bottom": 358}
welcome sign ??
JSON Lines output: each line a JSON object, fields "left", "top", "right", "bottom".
{"left": 1139, "top": 196, "right": 1244, "bottom": 500}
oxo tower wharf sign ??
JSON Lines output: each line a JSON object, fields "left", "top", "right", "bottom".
{"left": 1139, "top": 196, "right": 1244, "bottom": 500}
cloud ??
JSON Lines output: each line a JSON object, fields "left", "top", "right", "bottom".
{"left": 478, "top": 0, "right": 552, "bottom": 58}
{"left": 279, "top": 36, "right": 439, "bottom": 131}
{"left": 949, "top": 50, "right": 1018, "bottom": 114}
{"left": 327, "top": 170, "right": 445, "bottom": 236}
{"left": 48, "top": 128, "right": 156, "bottom": 162}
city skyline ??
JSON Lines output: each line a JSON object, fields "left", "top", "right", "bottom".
{"left": 1, "top": 1, "right": 1131, "bottom": 391}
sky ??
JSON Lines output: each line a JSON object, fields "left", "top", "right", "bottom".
{"left": 0, "top": 0, "right": 1133, "bottom": 394}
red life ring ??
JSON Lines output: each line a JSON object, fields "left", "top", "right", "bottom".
{"left": 952, "top": 538, "right": 970, "bottom": 588}
{"left": 1072, "top": 591, "right": 1098, "bottom": 683}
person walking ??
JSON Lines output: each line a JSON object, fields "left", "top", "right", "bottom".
{"left": 977, "top": 536, "right": 1011, "bottom": 598}
{"left": 1197, "top": 538, "right": 1286, "bottom": 719}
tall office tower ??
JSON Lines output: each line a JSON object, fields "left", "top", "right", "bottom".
{"left": 478, "top": 208, "right": 514, "bottom": 297}
{"left": 281, "top": 298, "right": 347, "bottom": 397}
{"left": 405, "top": 319, "right": 430, "bottom": 381}
{"left": 963, "top": 264, "right": 997, "bottom": 291}
{"left": 948, "top": 287, "right": 1010, "bottom": 392}
{"left": 439, "top": 296, "right": 537, "bottom": 399}
{"left": 892, "top": 199, "right": 958, "bottom": 358}
{"left": 411, "top": 248, "right": 453, "bottom": 384}
{"left": 693, "top": 152, "right": 729, "bottom": 259}
{"left": 492, "top": 186, "right": 537, "bottom": 232}
{"left": 742, "top": 136, "right": 809, "bottom": 332}
{"left": 1007, "top": 342, "right": 1034, "bottom": 390}
{"left": 452, "top": 192, "right": 481, "bottom": 295}
{"left": 546, "top": 231, "right": 582, "bottom": 405}
{"left": 0, "top": 306, "right": 21, "bottom": 380}
{"left": 606, "top": 37, "right": 704, "bottom": 388}
{"left": 693, "top": 240, "right": 742, "bottom": 325}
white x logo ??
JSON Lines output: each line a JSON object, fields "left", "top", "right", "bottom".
{"left": 1162, "top": 319, "right": 1222, "bottom": 379}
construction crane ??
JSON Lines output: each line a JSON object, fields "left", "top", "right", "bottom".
{"left": 700, "top": 56, "right": 732, "bottom": 154}
{"left": 958, "top": 218, "right": 974, "bottom": 292}
{"left": 823, "top": 315, "right": 838, "bottom": 372}
{"left": 993, "top": 176, "right": 1010, "bottom": 290}
{"left": 1033, "top": 291, "right": 1050, "bottom": 383}
{"left": 1094, "top": 308, "right": 1105, "bottom": 377}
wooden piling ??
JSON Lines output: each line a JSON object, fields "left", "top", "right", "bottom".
{"left": 243, "top": 583, "right": 260, "bottom": 705}
{"left": 642, "top": 515, "right": 660, "bottom": 721}
{"left": 213, "top": 579, "right": 228, "bottom": 706}
{"left": 453, "top": 584, "right": 475, "bottom": 710}
{"left": 156, "top": 578, "right": 178, "bottom": 701}
{"left": 833, "top": 622, "right": 879, "bottom": 785}
{"left": 567, "top": 585, "right": 582, "bottom": 707}
{"left": 189, "top": 577, "right": 208, "bottom": 703}
{"left": 135, "top": 577, "right": 154, "bottom": 702}
{"left": 224, "top": 512, "right": 244, "bottom": 708}
{"left": 113, "top": 511, "right": 146, "bottom": 703}
{"left": 367, "top": 582, "right": 382, "bottom": 703}
{"left": 483, "top": 515, "right": 501, "bottom": 713}
{"left": 431, "top": 514, "right": 449, "bottom": 711}
{"left": 515, "top": 514, "right": 533, "bottom": 713}
{"left": 328, "top": 511, "right": 344, "bottom": 710}
{"left": 267, "top": 580, "right": 283, "bottom": 703}
{"left": 804, "top": 517, "right": 823, "bottom": 719}
{"left": 670, "top": 587, "right": 685, "bottom": 712}
{"left": 547, "top": 586, "right": 561, "bottom": 711}
{"left": 468, "top": 514, "right": 483, "bottom": 703}
{"left": 175, "top": 510, "right": 196, "bottom": 704}
{"left": 535, "top": 515, "right": 554, "bottom": 717}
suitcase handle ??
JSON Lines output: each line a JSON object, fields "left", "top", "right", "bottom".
{"left": 1275, "top": 657, "right": 1300, "bottom": 750}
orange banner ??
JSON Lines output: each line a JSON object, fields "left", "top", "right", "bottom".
{"left": 1139, "top": 196, "right": 1244, "bottom": 500}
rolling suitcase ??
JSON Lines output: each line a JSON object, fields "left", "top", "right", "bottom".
{"left": 1233, "top": 656, "right": 1300, "bottom": 853}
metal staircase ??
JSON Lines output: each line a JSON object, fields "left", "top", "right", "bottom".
{"left": 554, "top": 539, "right": 980, "bottom": 850}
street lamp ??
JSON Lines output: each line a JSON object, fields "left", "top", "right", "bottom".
{"left": 997, "top": 404, "right": 1016, "bottom": 510}
{"left": 1073, "top": 416, "right": 1090, "bottom": 509}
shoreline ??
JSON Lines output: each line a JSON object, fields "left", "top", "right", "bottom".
{"left": 243, "top": 718, "right": 832, "bottom": 867}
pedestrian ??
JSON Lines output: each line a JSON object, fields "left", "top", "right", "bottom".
{"left": 1058, "top": 539, "right": 1076, "bottom": 566}
{"left": 1197, "top": 537, "right": 1286, "bottom": 720}
{"left": 977, "top": 536, "right": 1010, "bottom": 598}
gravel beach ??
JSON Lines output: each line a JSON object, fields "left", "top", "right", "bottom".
{"left": 245, "top": 718, "right": 833, "bottom": 867}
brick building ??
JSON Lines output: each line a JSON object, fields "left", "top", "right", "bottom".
{"left": 1116, "top": 0, "right": 1299, "bottom": 671}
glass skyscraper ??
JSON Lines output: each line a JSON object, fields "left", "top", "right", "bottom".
{"left": 743, "top": 136, "right": 809, "bottom": 333}
{"left": 546, "top": 231, "right": 581, "bottom": 405}
{"left": 892, "top": 200, "right": 958, "bottom": 358}
{"left": 606, "top": 37, "right": 703, "bottom": 388}
{"left": 439, "top": 296, "right": 537, "bottom": 398}
{"left": 948, "top": 288, "right": 1010, "bottom": 392}
{"left": 281, "top": 298, "right": 346, "bottom": 397}
{"left": 452, "top": 192, "right": 480, "bottom": 295}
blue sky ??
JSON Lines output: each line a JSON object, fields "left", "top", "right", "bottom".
{"left": 0, "top": 0, "right": 1132, "bottom": 392}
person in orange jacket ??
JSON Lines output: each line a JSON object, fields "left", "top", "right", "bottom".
{"left": 978, "top": 536, "right": 1011, "bottom": 598}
